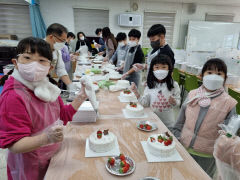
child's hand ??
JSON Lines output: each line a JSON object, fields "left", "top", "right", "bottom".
{"left": 169, "top": 96, "right": 176, "bottom": 106}
{"left": 130, "top": 82, "right": 140, "bottom": 99}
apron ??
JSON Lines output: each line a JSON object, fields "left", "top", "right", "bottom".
{"left": 147, "top": 48, "right": 160, "bottom": 75}
{"left": 7, "top": 78, "right": 61, "bottom": 180}
{"left": 116, "top": 46, "right": 128, "bottom": 67}
{"left": 123, "top": 45, "right": 141, "bottom": 87}
{"left": 50, "top": 50, "right": 59, "bottom": 78}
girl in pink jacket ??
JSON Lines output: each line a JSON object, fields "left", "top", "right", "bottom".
{"left": 0, "top": 37, "right": 87, "bottom": 180}
{"left": 172, "top": 58, "right": 237, "bottom": 178}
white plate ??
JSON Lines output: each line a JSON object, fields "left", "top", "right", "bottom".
{"left": 118, "top": 96, "right": 138, "bottom": 103}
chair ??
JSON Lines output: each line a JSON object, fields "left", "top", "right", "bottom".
{"left": 173, "top": 68, "right": 180, "bottom": 84}
{"left": 228, "top": 88, "right": 240, "bottom": 115}
{"left": 184, "top": 72, "right": 199, "bottom": 92}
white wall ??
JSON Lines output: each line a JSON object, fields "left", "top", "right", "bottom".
{"left": 40, "top": 0, "right": 240, "bottom": 48}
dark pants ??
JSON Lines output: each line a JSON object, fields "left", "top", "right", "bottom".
{"left": 191, "top": 154, "right": 216, "bottom": 178}
{"left": 126, "top": 71, "right": 140, "bottom": 88}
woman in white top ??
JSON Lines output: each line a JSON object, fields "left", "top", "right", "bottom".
{"left": 131, "top": 54, "right": 180, "bottom": 128}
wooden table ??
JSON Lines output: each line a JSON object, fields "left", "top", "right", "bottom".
{"left": 45, "top": 89, "right": 211, "bottom": 180}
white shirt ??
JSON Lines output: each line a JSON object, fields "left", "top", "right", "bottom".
{"left": 52, "top": 50, "right": 68, "bottom": 77}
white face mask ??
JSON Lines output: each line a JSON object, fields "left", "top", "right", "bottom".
{"left": 54, "top": 42, "right": 65, "bottom": 50}
{"left": 153, "top": 70, "right": 169, "bottom": 80}
{"left": 17, "top": 61, "right": 50, "bottom": 82}
{"left": 128, "top": 41, "right": 137, "bottom": 47}
{"left": 70, "top": 39, "right": 74, "bottom": 43}
{"left": 80, "top": 36, "right": 84, "bottom": 40}
{"left": 118, "top": 42, "right": 125, "bottom": 47}
{"left": 203, "top": 74, "right": 224, "bottom": 90}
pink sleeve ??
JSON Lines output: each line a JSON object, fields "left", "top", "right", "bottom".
{"left": 0, "top": 91, "right": 32, "bottom": 148}
{"left": 58, "top": 97, "right": 77, "bottom": 125}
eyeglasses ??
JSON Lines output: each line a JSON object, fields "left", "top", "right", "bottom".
{"left": 53, "top": 35, "right": 66, "bottom": 43}
{"left": 17, "top": 53, "right": 51, "bottom": 66}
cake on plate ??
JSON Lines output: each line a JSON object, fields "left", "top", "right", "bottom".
{"left": 147, "top": 132, "right": 176, "bottom": 157}
{"left": 120, "top": 89, "right": 136, "bottom": 101}
{"left": 89, "top": 129, "right": 116, "bottom": 153}
{"left": 125, "top": 102, "right": 144, "bottom": 117}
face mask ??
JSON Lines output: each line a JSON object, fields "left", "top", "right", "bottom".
{"left": 80, "top": 36, "right": 84, "bottom": 41}
{"left": 17, "top": 61, "right": 50, "bottom": 82}
{"left": 118, "top": 42, "right": 125, "bottom": 47}
{"left": 153, "top": 70, "right": 169, "bottom": 80}
{"left": 54, "top": 42, "right": 65, "bottom": 50}
{"left": 150, "top": 39, "right": 160, "bottom": 49}
{"left": 128, "top": 41, "right": 137, "bottom": 47}
{"left": 70, "top": 39, "right": 74, "bottom": 43}
{"left": 203, "top": 74, "right": 224, "bottom": 90}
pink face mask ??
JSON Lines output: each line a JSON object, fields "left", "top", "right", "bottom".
{"left": 17, "top": 61, "right": 50, "bottom": 82}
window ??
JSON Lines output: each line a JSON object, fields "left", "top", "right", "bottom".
{"left": 143, "top": 12, "right": 176, "bottom": 48}
{"left": 73, "top": 8, "right": 109, "bottom": 36}
{"left": 0, "top": 3, "right": 32, "bottom": 39}
{"left": 205, "top": 13, "right": 234, "bottom": 22}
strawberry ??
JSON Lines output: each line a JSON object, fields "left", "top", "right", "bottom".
{"left": 119, "top": 154, "right": 125, "bottom": 161}
{"left": 164, "top": 140, "right": 169, "bottom": 146}
{"left": 139, "top": 124, "right": 144, "bottom": 129}
{"left": 158, "top": 139, "right": 163, "bottom": 143}
{"left": 108, "top": 157, "right": 115, "bottom": 166}
{"left": 144, "top": 124, "right": 148, "bottom": 128}
{"left": 119, "top": 166, "right": 129, "bottom": 173}
{"left": 150, "top": 137, "right": 155, "bottom": 142}
{"left": 97, "top": 130, "right": 102, "bottom": 139}
{"left": 146, "top": 125, "right": 152, "bottom": 130}
{"left": 120, "top": 160, "right": 127, "bottom": 167}
{"left": 125, "top": 162, "right": 130, "bottom": 169}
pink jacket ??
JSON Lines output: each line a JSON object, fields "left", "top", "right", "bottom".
{"left": 180, "top": 89, "right": 237, "bottom": 155}
{"left": 0, "top": 77, "right": 76, "bottom": 180}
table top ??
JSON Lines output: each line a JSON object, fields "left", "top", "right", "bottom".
{"left": 45, "top": 89, "right": 211, "bottom": 180}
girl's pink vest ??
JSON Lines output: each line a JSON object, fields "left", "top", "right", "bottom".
{"left": 180, "top": 89, "right": 237, "bottom": 155}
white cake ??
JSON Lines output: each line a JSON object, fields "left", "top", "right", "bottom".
{"left": 120, "top": 90, "right": 136, "bottom": 101}
{"left": 125, "top": 103, "right": 144, "bottom": 117}
{"left": 147, "top": 133, "right": 176, "bottom": 157}
{"left": 89, "top": 130, "right": 116, "bottom": 153}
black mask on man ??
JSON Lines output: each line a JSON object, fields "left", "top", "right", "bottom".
{"left": 150, "top": 39, "right": 160, "bottom": 49}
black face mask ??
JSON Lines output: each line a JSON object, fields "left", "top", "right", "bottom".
{"left": 150, "top": 39, "right": 160, "bottom": 49}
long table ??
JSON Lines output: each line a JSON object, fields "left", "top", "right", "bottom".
{"left": 45, "top": 88, "right": 211, "bottom": 180}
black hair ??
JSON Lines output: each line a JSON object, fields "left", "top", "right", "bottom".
{"left": 201, "top": 58, "right": 227, "bottom": 80}
{"left": 77, "top": 32, "right": 86, "bottom": 41}
{"left": 102, "top": 27, "right": 117, "bottom": 50}
{"left": 95, "top": 28, "right": 102, "bottom": 35}
{"left": 102, "top": 27, "right": 111, "bottom": 39}
{"left": 147, "top": 24, "right": 166, "bottom": 38}
{"left": 128, "top": 29, "right": 141, "bottom": 39}
{"left": 116, "top": 32, "right": 127, "bottom": 42}
{"left": 147, "top": 54, "right": 174, "bottom": 91}
{"left": 46, "top": 23, "right": 68, "bottom": 36}
{"left": 0, "top": 37, "right": 57, "bottom": 86}
{"left": 67, "top": 32, "right": 75, "bottom": 39}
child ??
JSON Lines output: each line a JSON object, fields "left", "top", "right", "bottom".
{"left": 110, "top": 32, "right": 128, "bottom": 69}
{"left": 0, "top": 37, "right": 88, "bottom": 180}
{"left": 172, "top": 58, "right": 237, "bottom": 178}
{"left": 131, "top": 54, "right": 180, "bottom": 128}
{"left": 121, "top": 29, "right": 144, "bottom": 87}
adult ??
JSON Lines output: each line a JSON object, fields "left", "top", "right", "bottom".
{"left": 75, "top": 32, "right": 92, "bottom": 53}
{"left": 95, "top": 28, "right": 105, "bottom": 52}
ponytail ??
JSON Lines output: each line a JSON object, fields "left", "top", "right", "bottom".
{"left": 0, "top": 69, "right": 14, "bottom": 86}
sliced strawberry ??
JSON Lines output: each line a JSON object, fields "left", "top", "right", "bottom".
{"left": 158, "top": 139, "right": 163, "bottom": 143}
{"left": 150, "top": 137, "right": 155, "bottom": 142}
{"left": 97, "top": 130, "right": 102, "bottom": 139}
{"left": 125, "top": 163, "right": 130, "bottom": 169}
{"left": 120, "top": 160, "right": 127, "bottom": 167}
{"left": 119, "top": 154, "right": 125, "bottom": 161}
{"left": 139, "top": 124, "right": 144, "bottom": 129}
{"left": 119, "top": 166, "right": 128, "bottom": 173}
{"left": 146, "top": 125, "right": 152, "bottom": 130}
{"left": 108, "top": 157, "right": 115, "bottom": 166}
